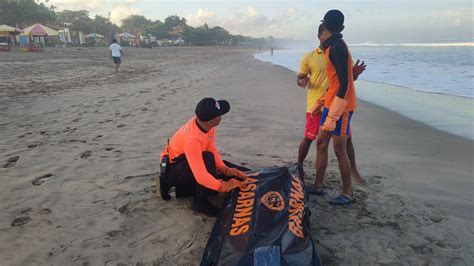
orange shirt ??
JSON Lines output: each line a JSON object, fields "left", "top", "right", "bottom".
{"left": 324, "top": 41, "right": 357, "bottom": 112}
{"left": 160, "top": 116, "right": 226, "bottom": 191}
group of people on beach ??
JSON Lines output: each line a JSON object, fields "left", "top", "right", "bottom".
{"left": 158, "top": 10, "right": 367, "bottom": 216}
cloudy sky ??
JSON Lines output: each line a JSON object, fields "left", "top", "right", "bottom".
{"left": 49, "top": 0, "right": 473, "bottom": 43}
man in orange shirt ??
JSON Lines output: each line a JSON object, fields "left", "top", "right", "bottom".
{"left": 311, "top": 10, "right": 358, "bottom": 205}
{"left": 159, "top": 98, "right": 249, "bottom": 217}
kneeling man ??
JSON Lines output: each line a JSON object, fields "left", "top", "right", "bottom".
{"left": 159, "top": 98, "right": 248, "bottom": 217}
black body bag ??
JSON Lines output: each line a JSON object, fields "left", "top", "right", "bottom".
{"left": 201, "top": 164, "right": 322, "bottom": 266}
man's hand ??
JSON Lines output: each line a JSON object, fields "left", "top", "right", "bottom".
{"left": 296, "top": 74, "right": 309, "bottom": 88}
{"left": 310, "top": 93, "right": 326, "bottom": 118}
{"left": 353, "top": 59, "right": 366, "bottom": 81}
{"left": 321, "top": 97, "right": 348, "bottom": 132}
{"left": 219, "top": 179, "right": 244, "bottom": 192}
{"left": 224, "top": 167, "right": 249, "bottom": 181}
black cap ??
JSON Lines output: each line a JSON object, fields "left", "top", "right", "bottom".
{"left": 195, "top": 98, "right": 230, "bottom": 122}
{"left": 323, "top": 10, "right": 345, "bottom": 33}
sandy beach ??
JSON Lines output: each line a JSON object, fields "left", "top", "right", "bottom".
{"left": 0, "top": 47, "right": 473, "bottom": 265}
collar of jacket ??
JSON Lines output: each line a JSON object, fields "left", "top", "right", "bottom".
{"left": 322, "top": 33, "right": 343, "bottom": 50}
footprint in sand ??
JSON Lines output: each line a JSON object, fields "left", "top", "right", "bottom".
{"left": 3, "top": 156, "right": 19, "bottom": 168}
{"left": 92, "top": 135, "right": 103, "bottom": 141}
{"left": 370, "top": 175, "right": 386, "bottom": 184}
{"left": 117, "top": 124, "right": 125, "bottom": 128}
{"left": 127, "top": 241, "right": 139, "bottom": 248}
{"left": 32, "top": 173, "right": 53, "bottom": 186}
{"left": 27, "top": 142, "right": 41, "bottom": 148}
{"left": 20, "top": 208, "right": 32, "bottom": 214}
{"left": 256, "top": 153, "right": 264, "bottom": 157}
{"left": 118, "top": 204, "right": 128, "bottom": 214}
{"left": 105, "top": 230, "right": 124, "bottom": 238}
{"left": 11, "top": 216, "right": 31, "bottom": 227}
{"left": 39, "top": 208, "right": 52, "bottom": 215}
{"left": 105, "top": 147, "right": 114, "bottom": 151}
{"left": 99, "top": 119, "right": 113, "bottom": 124}
{"left": 81, "top": 151, "right": 92, "bottom": 159}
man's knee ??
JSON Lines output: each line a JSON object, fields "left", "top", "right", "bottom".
{"left": 316, "top": 137, "right": 329, "bottom": 151}
{"left": 333, "top": 142, "right": 347, "bottom": 158}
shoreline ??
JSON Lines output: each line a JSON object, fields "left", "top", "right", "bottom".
{"left": 254, "top": 51, "right": 474, "bottom": 140}
{"left": 0, "top": 47, "right": 472, "bottom": 265}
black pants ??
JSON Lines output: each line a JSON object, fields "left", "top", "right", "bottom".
{"left": 161, "top": 152, "right": 221, "bottom": 201}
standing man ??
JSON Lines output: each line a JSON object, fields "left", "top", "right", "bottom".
{"left": 297, "top": 24, "right": 366, "bottom": 187}
{"left": 311, "top": 10, "right": 359, "bottom": 205}
{"left": 159, "top": 98, "right": 249, "bottom": 217}
{"left": 109, "top": 39, "right": 124, "bottom": 72}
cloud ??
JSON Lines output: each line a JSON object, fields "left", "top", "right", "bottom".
{"left": 49, "top": 0, "right": 106, "bottom": 13}
{"left": 285, "top": 8, "right": 297, "bottom": 17}
{"left": 110, "top": 5, "right": 143, "bottom": 25}
{"left": 247, "top": 6, "right": 258, "bottom": 17}
{"left": 218, "top": 6, "right": 313, "bottom": 39}
{"left": 49, "top": 0, "right": 144, "bottom": 21}
{"left": 186, "top": 9, "right": 217, "bottom": 27}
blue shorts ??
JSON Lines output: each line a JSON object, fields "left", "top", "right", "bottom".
{"left": 112, "top": 56, "right": 121, "bottom": 64}
{"left": 320, "top": 107, "right": 353, "bottom": 136}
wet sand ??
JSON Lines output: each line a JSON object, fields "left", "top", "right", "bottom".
{"left": 0, "top": 47, "right": 472, "bottom": 265}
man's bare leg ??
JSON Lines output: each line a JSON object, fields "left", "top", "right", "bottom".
{"left": 298, "top": 137, "right": 313, "bottom": 165}
{"left": 315, "top": 130, "right": 332, "bottom": 189}
{"left": 347, "top": 137, "right": 365, "bottom": 184}
{"left": 333, "top": 135, "right": 352, "bottom": 196}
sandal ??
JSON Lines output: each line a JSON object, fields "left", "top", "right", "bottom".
{"left": 329, "top": 194, "right": 355, "bottom": 205}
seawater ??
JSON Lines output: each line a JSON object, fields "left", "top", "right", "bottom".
{"left": 255, "top": 42, "right": 474, "bottom": 139}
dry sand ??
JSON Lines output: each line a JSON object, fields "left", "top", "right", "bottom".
{"left": 0, "top": 47, "right": 473, "bottom": 265}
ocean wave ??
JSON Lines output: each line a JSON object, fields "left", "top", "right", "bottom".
{"left": 351, "top": 42, "right": 474, "bottom": 47}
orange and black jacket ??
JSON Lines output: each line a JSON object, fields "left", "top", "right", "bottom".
{"left": 322, "top": 33, "right": 357, "bottom": 111}
{"left": 160, "top": 116, "right": 225, "bottom": 191}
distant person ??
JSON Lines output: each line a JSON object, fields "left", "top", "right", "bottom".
{"left": 159, "top": 98, "right": 249, "bottom": 217}
{"left": 109, "top": 39, "right": 124, "bottom": 72}
{"left": 297, "top": 24, "right": 366, "bottom": 188}
{"left": 310, "top": 10, "right": 359, "bottom": 205}
{"left": 271, "top": 47, "right": 274, "bottom": 55}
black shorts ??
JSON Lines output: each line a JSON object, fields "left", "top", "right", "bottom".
{"left": 112, "top": 56, "right": 121, "bottom": 64}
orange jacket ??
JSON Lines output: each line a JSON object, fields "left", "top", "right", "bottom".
{"left": 160, "top": 116, "right": 226, "bottom": 191}
{"left": 323, "top": 35, "right": 357, "bottom": 112}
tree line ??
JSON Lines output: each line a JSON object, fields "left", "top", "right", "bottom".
{"left": 0, "top": 0, "right": 277, "bottom": 46}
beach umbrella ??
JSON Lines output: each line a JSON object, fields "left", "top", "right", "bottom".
{"left": 0, "top": 24, "right": 20, "bottom": 37}
{"left": 22, "top": 23, "right": 59, "bottom": 36}
{"left": 0, "top": 24, "right": 17, "bottom": 32}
